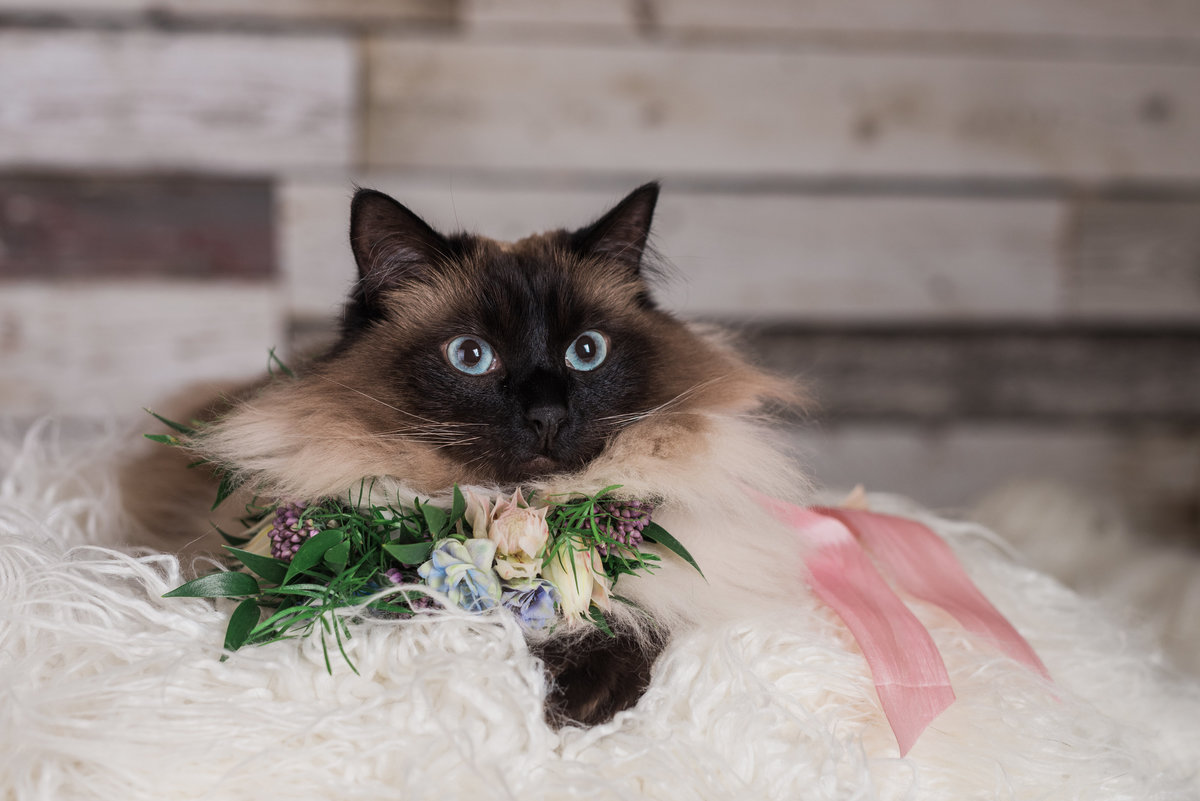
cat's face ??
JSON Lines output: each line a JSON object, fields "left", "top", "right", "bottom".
{"left": 325, "top": 183, "right": 725, "bottom": 486}
{"left": 201, "top": 184, "right": 785, "bottom": 500}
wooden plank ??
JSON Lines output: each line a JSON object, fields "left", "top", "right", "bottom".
{"left": 0, "top": 283, "right": 285, "bottom": 419}
{"left": 656, "top": 0, "right": 1200, "bottom": 42}
{"left": 1065, "top": 199, "right": 1200, "bottom": 321}
{"left": 462, "top": 0, "right": 638, "bottom": 30}
{"left": 280, "top": 179, "right": 1065, "bottom": 321}
{"left": 748, "top": 327, "right": 1200, "bottom": 423}
{"left": 0, "top": 173, "right": 274, "bottom": 280}
{"left": 791, "top": 422, "right": 1200, "bottom": 541}
{"left": 365, "top": 39, "right": 1200, "bottom": 181}
{"left": 0, "top": 0, "right": 451, "bottom": 23}
{"left": 0, "top": 31, "right": 355, "bottom": 172}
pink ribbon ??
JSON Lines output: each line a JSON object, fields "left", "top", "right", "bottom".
{"left": 758, "top": 493, "right": 1050, "bottom": 755}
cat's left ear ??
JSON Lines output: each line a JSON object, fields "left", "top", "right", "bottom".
{"left": 570, "top": 182, "right": 660, "bottom": 276}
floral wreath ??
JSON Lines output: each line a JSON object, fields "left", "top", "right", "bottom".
{"left": 152, "top": 411, "right": 701, "bottom": 667}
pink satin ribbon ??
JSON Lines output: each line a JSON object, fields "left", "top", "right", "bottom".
{"left": 759, "top": 493, "right": 1050, "bottom": 755}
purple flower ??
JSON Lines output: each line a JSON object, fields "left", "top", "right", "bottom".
{"left": 594, "top": 499, "right": 653, "bottom": 556}
{"left": 268, "top": 502, "right": 320, "bottom": 562}
{"left": 501, "top": 579, "right": 560, "bottom": 630}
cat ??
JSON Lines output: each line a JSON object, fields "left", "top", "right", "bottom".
{"left": 138, "top": 182, "right": 812, "bottom": 726}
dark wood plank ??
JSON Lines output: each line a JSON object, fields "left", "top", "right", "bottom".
{"left": 0, "top": 172, "right": 274, "bottom": 280}
{"left": 746, "top": 326, "right": 1200, "bottom": 423}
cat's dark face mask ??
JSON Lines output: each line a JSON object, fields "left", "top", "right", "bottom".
{"left": 331, "top": 183, "right": 689, "bottom": 485}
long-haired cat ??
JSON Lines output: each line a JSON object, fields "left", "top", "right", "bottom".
{"left": 135, "top": 183, "right": 812, "bottom": 726}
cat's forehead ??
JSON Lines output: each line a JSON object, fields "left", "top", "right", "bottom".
{"left": 374, "top": 230, "right": 646, "bottom": 343}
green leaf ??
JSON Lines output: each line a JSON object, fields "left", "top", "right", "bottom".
{"left": 450, "top": 486, "right": 466, "bottom": 525}
{"left": 283, "top": 529, "right": 346, "bottom": 584}
{"left": 144, "top": 408, "right": 195, "bottom": 435}
{"left": 383, "top": 541, "right": 433, "bottom": 566}
{"left": 164, "top": 571, "right": 260, "bottom": 598}
{"left": 421, "top": 503, "right": 448, "bottom": 537}
{"left": 143, "top": 433, "right": 181, "bottom": 446}
{"left": 224, "top": 599, "right": 260, "bottom": 650}
{"left": 641, "top": 522, "right": 705, "bottom": 579}
{"left": 224, "top": 546, "right": 287, "bottom": 584}
{"left": 267, "top": 347, "right": 296, "bottom": 378}
{"left": 323, "top": 541, "right": 350, "bottom": 571}
{"left": 214, "top": 524, "right": 251, "bottom": 547}
{"left": 211, "top": 472, "right": 242, "bottom": 512}
{"left": 588, "top": 605, "right": 615, "bottom": 638}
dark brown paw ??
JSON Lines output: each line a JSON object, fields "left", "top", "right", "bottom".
{"left": 534, "top": 626, "right": 666, "bottom": 727}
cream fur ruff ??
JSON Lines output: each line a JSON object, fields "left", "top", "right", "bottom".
{"left": 3, "top": 420, "right": 1200, "bottom": 800}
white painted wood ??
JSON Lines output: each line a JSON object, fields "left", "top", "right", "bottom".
{"left": 0, "top": 31, "right": 355, "bottom": 172}
{"left": 790, "top": 422, "right": 1200, "bottom": 525}
{"left": 462, "top": 0, "right": 636, "bottom": 30}
{"left": 279, "top": 178, "right": 1064, "bottom": 322}
{"left": 656, "top": 0, "right": 1200, "bottom": 42}
{"left": 365, "top": 39, "right": 1200, "bottom": 181}
{"left": 0, "top": 283, "right": 285, "bottom": 418}
{"left": 0, "top": 0, "right": 449, "bottom": 21}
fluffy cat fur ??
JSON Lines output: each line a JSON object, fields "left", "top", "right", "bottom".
{"left": 144, "top": 183, "right": 813, "bottom": 725}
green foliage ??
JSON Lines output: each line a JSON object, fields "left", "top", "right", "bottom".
{"left": 164, "top": 483, "right": 700, "bottom": 673}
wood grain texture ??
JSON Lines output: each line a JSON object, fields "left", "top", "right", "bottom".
{"left": 0, "top": 283, "right": 284, "bottom": 418}
{"left": 365, "top": 39, "right": 1200, "bottom": 181}
{"left": 279, "top": 180, "right": 1064, "bottom": 321}
{"left": 0, "top": 31, "right": 355, "bottom": 172}
{"left": 655, "top": 0, "right": 1200, "bottom": 42}
{"left": 791, "top": 422, "right": 1200, "bottom": 540}
{"left": 0, "top": 0, "right": 451, "bottom": 23}
{"left": 0, "top": 173, "right": 273, "bottom": 280}
{"left": 749, "top": 327, "right": 1200, "bottom": 423}
{"left": 1065, "top": 199, "right": 1200, "bottom": 321}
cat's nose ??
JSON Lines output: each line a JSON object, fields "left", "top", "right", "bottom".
{"left": 525, "top": 403, "right": 568, "bottom": 443}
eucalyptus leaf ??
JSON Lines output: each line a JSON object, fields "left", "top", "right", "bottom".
{"left": 450, "top": 485, "right": 466, "bottom": 525}
{"left": 421, "top": 503, "right": 448, "bottom": 537}
{"left": 224, "top": 546, "right": 287, "bottom": 584}
{"left": 284, "top": 529, "right": 346, "bottom": 584}
{"left": 224, "top": 599, "right": 260, "bottom": 650}
{"left": 642, "top": 522, "right": 705, "bottom": 579}
{"left": 383, "top": 541, "right": 434, "bottom": 566}
{"left": 323, "top": 541, "right": 350, "bottom": 571}
{"left": 164, "top": 571, "right": 259, "bottom": 598}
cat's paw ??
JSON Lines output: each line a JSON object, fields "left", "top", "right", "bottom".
{"left": 535, "top": 627, "right": 665, "bottom": 727}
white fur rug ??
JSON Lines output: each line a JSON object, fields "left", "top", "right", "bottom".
{"left": 3, "top": 421, "right": 1199, "bottom": 800}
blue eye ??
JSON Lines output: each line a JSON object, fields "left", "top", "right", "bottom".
{"left": 566, "top": 330, "right": 608, "bottom": 372}
{"left": 445, "top": 335, "right": 498, "bottom": 375}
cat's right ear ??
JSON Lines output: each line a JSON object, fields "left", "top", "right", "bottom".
{"left": 349, "top": 188, "right": 449, "bottom": 290}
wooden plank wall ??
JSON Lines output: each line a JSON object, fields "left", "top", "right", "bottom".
{"left": 0, "top": 0, "right": 1197, "bottom": 536}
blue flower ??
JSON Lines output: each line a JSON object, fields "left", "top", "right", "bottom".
{"left": 501, "top": 579, "right": 561, "bottom": 630}
{"left": 417, "top": 539, "right": 502, "bottom": 613}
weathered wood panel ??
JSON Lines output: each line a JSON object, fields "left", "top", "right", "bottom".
{"left": 0, "top": 283, "right": 285, "bottom": 418}
{"left": 278, "top": 180, "right": 1066, "bottom": 321}
{"left": 0, "top": 31, "right": 355, "bottom": 172}
{"left": 463, "top": 0, "right": 638, "bottom": 30}
{"left": 791, "top": 422, "right": 1200, "bottom": 540}
{"left": 656, "top": 0, "right": 1200, "bottom": 42}
{"left": 366, "top": 39, "right": 1200, "bottom": 181}
{"left": 0, "top": 173, "right": 274, "bottom": 280}
{"left": 0, "top": 0, "right": 451, "bottom": 23}
{"left": 1065, "top": 199, "right": 1200, "bottom": 321}
{"left": 749, "top": 327, "right": 1200, "bottom": 423}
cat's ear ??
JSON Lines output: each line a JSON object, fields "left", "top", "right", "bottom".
{"left": 570, "top": 182, "right": 660, "bottom": 275}
{"left": 349, "top": 188, "right": 449, "bottom": 289}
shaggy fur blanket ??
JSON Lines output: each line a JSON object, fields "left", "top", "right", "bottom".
{"left": 2, "top": 421, "right": 1199, "bottom": 800}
